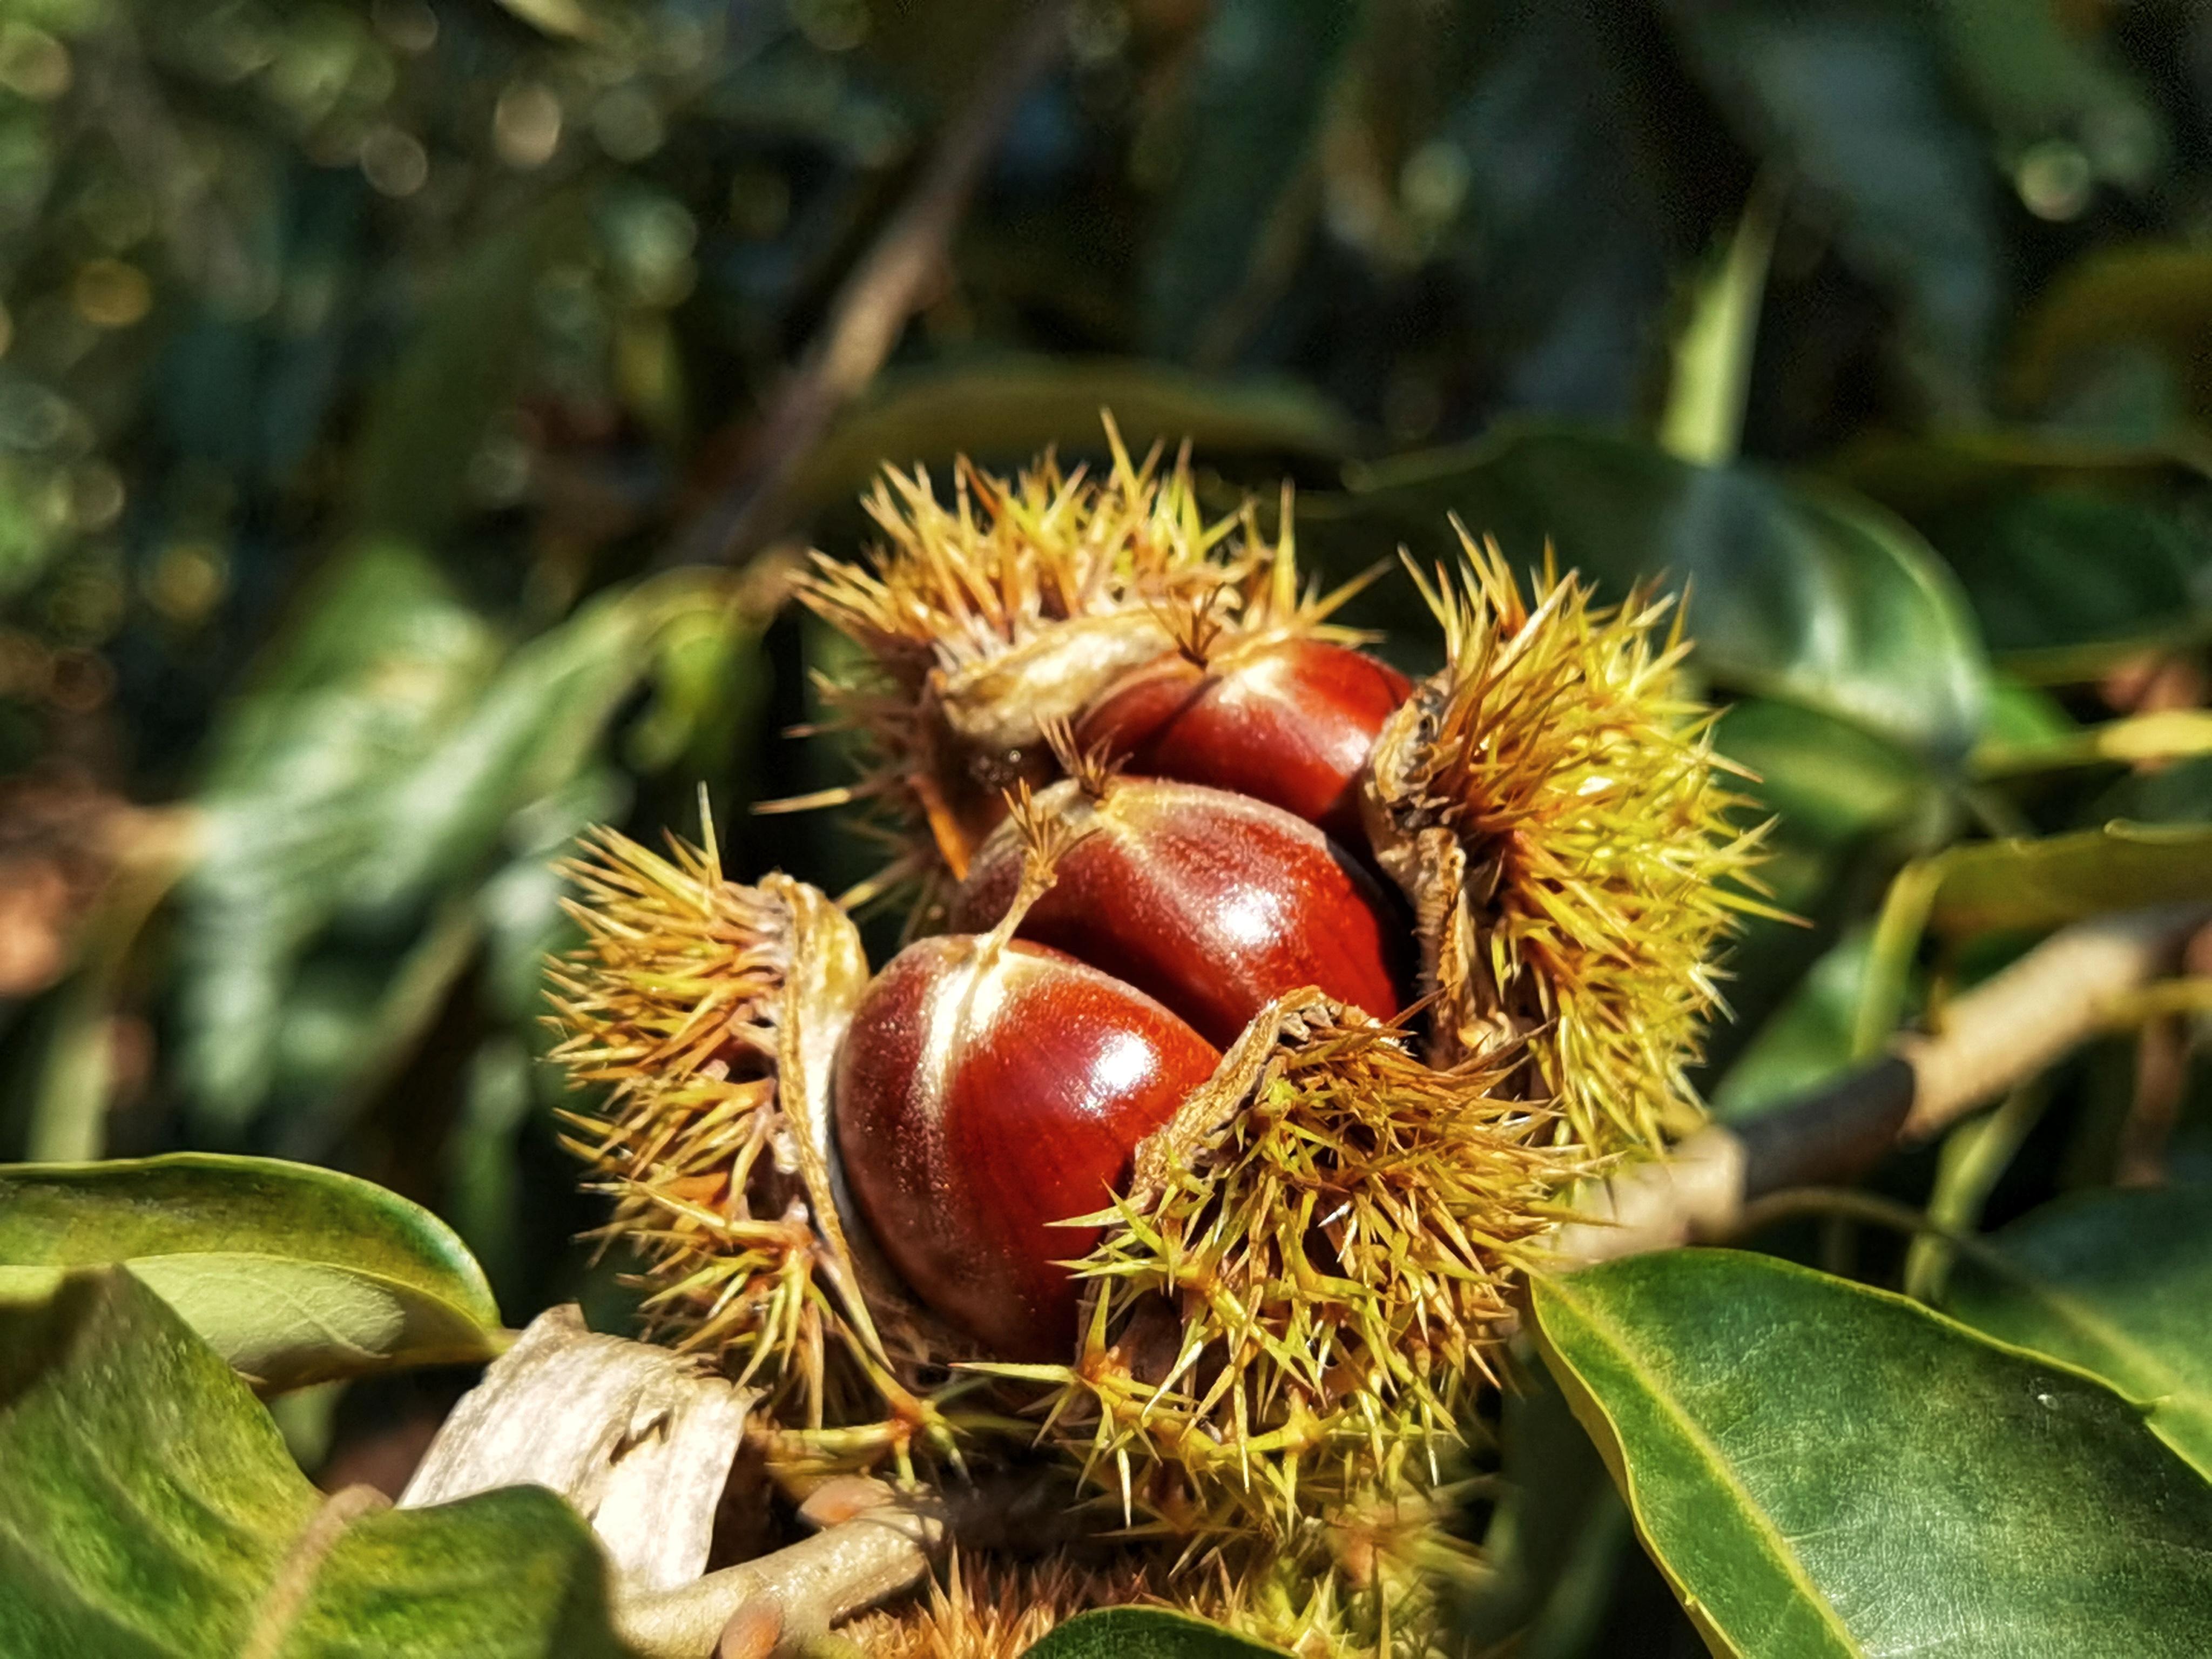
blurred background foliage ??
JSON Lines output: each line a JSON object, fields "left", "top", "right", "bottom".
{"left": 3, "top": 0, "right": 2211, "bottom": 1647}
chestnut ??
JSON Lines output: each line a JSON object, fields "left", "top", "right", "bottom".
{"left": 949, "top": 775, "right": 1412, "bottom": 1050}
{"left": 832, "top": 933, "right": 1219, "bottom": 1361}
{"left": 1074, "top": 637, "right": 1410, "bottom": 850}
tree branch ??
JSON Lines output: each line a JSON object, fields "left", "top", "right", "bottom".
{"left": 664, "top": 1, "right": 1073, "bottom": 570}
{"left": 1555, "top": 903, "right": 2212, "bottom": 1265}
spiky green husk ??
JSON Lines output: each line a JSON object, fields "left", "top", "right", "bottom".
{"left": 844, "top": 1491, "right": 1468, "bottom": 1659}
{"left": 1004, "top": 999, "right": 1589, "bottom": 1540}
{"left": 1367, "top": 532, "right": 1774, "bottom": 1156}
{"left": 786, "top": 421, "right": 1356, "bottom": 915}
{"left": 545, "top": 822, "right": 959, "bottom": 1452}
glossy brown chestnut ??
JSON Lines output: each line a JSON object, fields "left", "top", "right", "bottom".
{"left": 833, "top": 934, "right": 1220, "bottom": 1360}
{"left": 1074, "top": 638, "right": 1411, "bottom": 849}
{"left": 949, "top": 777, "right": 1412, "bottom": 1050}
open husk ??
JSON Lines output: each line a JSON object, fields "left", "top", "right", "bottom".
{"left": 547, "top": 818, "right": 962, "bottom": 1467}
{"left": 1365, "top": 533, "right": 1774, "bottom": 1156}
{"left": 783, "top": 420, "right": 1370, "bottom": 918}
{"left": 992, "top": 993, "right": 1589, "bottom": 1540}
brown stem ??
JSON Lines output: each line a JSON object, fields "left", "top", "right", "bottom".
{"left": 663, "top": 1, "right": 1073, "bottom": 569}
{"left": 619, "top": 1490, "right": 951, "bottom": 1659}
{"left": 1557, "top": 903, "right": 2212, "bottom": 1266}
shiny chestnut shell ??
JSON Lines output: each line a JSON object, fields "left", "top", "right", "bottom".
{"left": 833, "top": 935, "right": 1219, "bottom": 1360}
{"left": 949, "top": 777, "right": 1412, "bottom": 1050}
{"left": 1074, "top": 638, "right": 1411, "bottom": 849}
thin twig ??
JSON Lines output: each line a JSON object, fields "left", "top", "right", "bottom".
{"left": 1557, "top": 903, "right": 2212, "bottom": 1266}
{"left": 664, "top": 1, "right": 1073, "bottom": 569}
{"left": 618, "top": 1489, "right": 951, "bottom": 1659}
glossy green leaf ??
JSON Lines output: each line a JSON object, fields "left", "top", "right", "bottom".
{"left": 1330, "top": 424, "right": 1990, "bottom": 757}
{"left": 789, "top": 355, "right": 1357, "bottom": 516}
{"left": 1946, "top": 1185, "right": 2212, "bottom": 1480}
{"left": 1532, "top": 1250, "right": 2212, "bottom": 1659}
{"left": 0, "top": 1154, "right": 501, "bottom": 1391}
{"left": 1022, "top": 1607, "right": 1289, "bottom": 1659}
{"left": 0, "top": 1267, "right": 628, "bottom": 1657}
{"left": 1141, "top": 0, "right": 1360, "bottom": 364}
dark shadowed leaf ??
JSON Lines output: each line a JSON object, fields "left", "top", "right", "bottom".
{"left": 1665, "top": 2, "right": 2001, "bottom": 412}
{"left": 0, "top": 1154, "right": 502, "bottom": 1391}
{"left": 788, "top": 355, "right": 1357, "bottom": 515}
{"left": 1327, "top": 424, "right": 1989, "bottom": 757}
{"left": 1710, "top": 928, "right": 1873, "bottom": 1122}
{"left": 1022, "top": 1607, "right": 1290, "bottom": 1659}
{"left": 1457, "top": 1356, "right": 1624, "bottom": 1654}
{"left": 1919, "top": 489, "right": 2207, "bottom": 675}
{"left": 1946, "top": 1185, "right": 2212, "bottom": 1480}
{"left": 2010, "top": 244, "right": 2212, "bottom": 431}
{"left": 1433, "top": 0, "right": 1674, "bottom": 421}
{"left": 1931, "top": 0, "right": 2163, "bottom": 184}
{"left": 1533, "top": 1251, "right": 2212, "bottom": 1658}
{"left": 1141, "top": 0, "right": 1361, "bottom": 364}
{"left": 0, "top": 1269, "right": 628, "bottom": 1657}
{"left": 349, "top": 192, "right": 591, "bottom": 548}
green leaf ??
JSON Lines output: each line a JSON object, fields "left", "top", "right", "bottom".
{"left": 1429, "top": 2, "right": 1671, "bottom": 421}
{"left": 1665, "top": 4, "right": 2001, "bottom": 413}
{"left": 1658, "top": 183, "right": 1780, "bottom": 468}
{"left": 0, "top": 1154, "right": 502, "bottom": 1391}
{"left": 0, "top": 1268, "right": 629, "bottom": 1657}
{"left": 1854, "top": 821, "right": 2212, "bottom": 1050}
{"left": 2011, "top": 243, "right": 2212, "bottom": 432}
{"left": 1022, "top": 1607, "right": 1290, "bottom": 1659}
{"left": 181, "top": 544, "right": 497, "bottom": 1130}
{"left": 1921, "top": 489, "right": 2208, "bottom": 677}
{"left": 180, "top": 554, "right": 749, "bottom": 1137}
{"left": 1330, "top": 424, "right": 1990, "bottom": 757}
{"left": 1710, "top": 929, "right": 1876, "bottom": 1122}
{"left": 1141, "top": 0, "right": 1361, "bottom": 364}
{"left": 789, "top": 355, "right": 1357, "bottom": 516}
{"left": 1945, "top": 1185, "right": 2212, "bottom": 1480}
{"left": 350, "top": 571, "right": 744, "bottom": 911}
{"left": 1931, "top": 0, "right": 2163, "bottom": 184}
{"left": 349, "top": 193, "right": 591, "bottom": 548}
{"left": 1531, "top": 1250, "right": 2212, "bottom": 1659}
{"left": 1974, "top": 709, "right": 2212, "bottom": 780}
{"left": 1915, "top": 820, "right": 2212, "bottom": 938}
{"left": 1458, "top": 1357, "right": 1624, "bottom": 1655}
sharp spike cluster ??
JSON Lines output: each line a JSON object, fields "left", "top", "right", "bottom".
{"left": 549, "top": 424, "right": 1771, "bottom": 1655}
{"left": 785, "top": 432, "right": 1367, "bottom": 914}
{"left": 1367, "top": 531, "right": 1777, "bottom": 1154}
{"left": 994, "top": 995, "right": 1593, "bottom": 1540}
